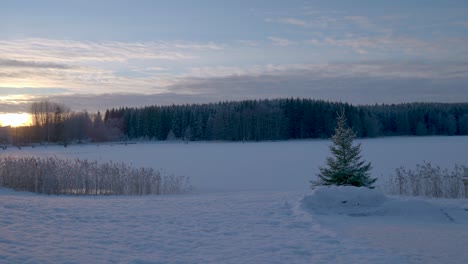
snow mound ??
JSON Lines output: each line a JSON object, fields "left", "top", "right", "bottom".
{"left": 301, "top": 186, "right": 387, "bottom": 215}
{"left": 301, "top": 186, "right": 458, "bottom": 223}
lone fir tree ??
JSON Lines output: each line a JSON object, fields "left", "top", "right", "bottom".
{"left": 314, "top": 111, "right": 376, "bottom": 188}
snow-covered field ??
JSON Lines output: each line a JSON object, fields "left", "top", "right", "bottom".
{"left": 1, "top": 137, "right": 468, "bottom": 263}
{"left": 1, "top": 187, "right": 467, "bottom": 263}
{"left": 2, "top": 136, "right": 468, "bottom": 191}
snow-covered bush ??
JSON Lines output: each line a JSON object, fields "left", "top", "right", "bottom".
{"left": 387, "top": 162, "right": 467, "bottom": 198}
{"left": 0, "top": 156, "right": 192, "bottom": 195}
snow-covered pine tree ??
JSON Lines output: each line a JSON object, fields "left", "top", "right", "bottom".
{"left": 314, "top": 111, "right": 376, "bottom": 188}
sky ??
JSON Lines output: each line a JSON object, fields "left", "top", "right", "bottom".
{"left": 1, "top": 0, "right": 468, "bottom": 113}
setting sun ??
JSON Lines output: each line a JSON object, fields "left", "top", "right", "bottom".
{"left": 0, "top": 113, "right": 32, "bottom": 127}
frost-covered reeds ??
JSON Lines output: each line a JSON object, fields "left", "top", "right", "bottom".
{"left": 0, "top": 156, "right": 191, "bottom": 195}
{"left": 387, "top": 162, "right": 467, "bottom": 198}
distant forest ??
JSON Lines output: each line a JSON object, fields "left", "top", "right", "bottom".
{"left": 4, "top": 98, "right": 468, "bottom": 145}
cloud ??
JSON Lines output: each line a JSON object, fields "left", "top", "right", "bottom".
{"left": 164, "top": 66, "right": 468, "bottom": 105}
{"left": 194, "top": 78, "right": 464, "bottom": 103}
{"left": 0, "top": 38, "right": 229, "bottom": 95}
{"left": 1, "top": 36, "right": 466, "bottom": 113}
{"left": 0, "top": 59, "right": 73, "bottom": 69}
{"left": 0, "top": 38, "right": 223, "bottom": 64}
{"left": 267, "top": 16, "right": 339, "bottom": 29}
{"left": 281, "top": 14, "right": 339, "bottom": 29}
{"left": 268, "top": 37, "right": 294, "bottom": 47}
{"left": 138, "top": 67, "right": 168, "bottom": 72}
{"left": 184, "top": 62, "right": 468, "bottom": 80}
{"left": 0, "top": 95, "right": 33, "bottom": 113}
{"left": 172, "top": 42, "right": 223, "bottom": 51}
{"left": 82, "top": 72, "right": 464, "bottom": 111}
{"left": 163, "top": 61, "right": 468, "bottom": 106}
{"left": 278, "top": 18, "right": 308, "bottom": 27}
{"left": 2, "top": 61, "right": 465, "bottom": 113}
{"left": 0, "top": 93, "right": 224, "bottom": 113}
{"left": 0, "top": 87, "right": 70, "bottom": 96}
{"left": 0, "top": 64, "right": 175, "bottom": 95}
{"left": 306, "top": 35, "right": 468, "bottom": 57}
{"left": 345, "top": 16, "right": 373, "bottom": 28}
{"left": 305, "top": 39, "right": 320, "bottom": 45}
{"left": 236, "top": 40, "right": 259, "bottom": 47}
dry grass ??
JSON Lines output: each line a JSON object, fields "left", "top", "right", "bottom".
{"left": 0, "top": 156, "right": 192, "bottom": 195}
{"left": 387, "top": 162, "right": 467, "bottom": 198}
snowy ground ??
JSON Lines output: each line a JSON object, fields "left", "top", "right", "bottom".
{"left": 1, "top": 187, "right": 467, "bottom": 263}
{"left": 302, "top": 187, "right": 468, "bottom": 264}
{"left": 1, "top": 137, "right": 468, "bottom": 263}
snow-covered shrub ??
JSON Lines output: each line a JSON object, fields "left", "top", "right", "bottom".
{"left": 0, "top": 156, "right": 192, "bottom": 195}
{"left": 387, "top": 162, "right": 467, "bottom": 198}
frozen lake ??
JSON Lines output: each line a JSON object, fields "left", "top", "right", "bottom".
{"left": 2, "top": 136, "right": 467, "bottom": 192}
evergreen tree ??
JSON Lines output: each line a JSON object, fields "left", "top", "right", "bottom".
{"left": 314, "top": 112, "right": 376, "bottom": 188}
{"left": 166, "top": 129, "right": 177, "bottom": 141}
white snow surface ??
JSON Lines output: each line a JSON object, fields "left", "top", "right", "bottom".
{"left": 1, "top": 187, "right": 467, "bottom": 263}
{"left": 1, "top": 137, "right": 468, "bottom": 263}
{"left": 301, "top": 186, "right": 468, "bottom": 264}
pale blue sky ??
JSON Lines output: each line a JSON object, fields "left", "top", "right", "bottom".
{"left": 1, "top": 0, "right": 468, "bottom": 112}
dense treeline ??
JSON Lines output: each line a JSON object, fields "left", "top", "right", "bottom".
{"left": 104, "top": 99, "right": 468, "bottom": 142}
{"left": 4, "top": 98, "right": 468, "bottom": 146}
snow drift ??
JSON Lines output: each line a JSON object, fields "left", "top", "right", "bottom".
{"left": 301, "top": 186, "right": 387, "bottom": 215}
{"left": 301, "top": 186, "right": 462, "bottom": 223}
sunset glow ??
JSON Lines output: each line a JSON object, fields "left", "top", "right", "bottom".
{"left": 0, "top": 113, "right": 32, "bottom": 127}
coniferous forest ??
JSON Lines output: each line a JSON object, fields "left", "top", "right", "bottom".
{"left": 104, "top": 99, "right": 468, "bottom": 142}
{"left": 4, "top": 98, "right": 468, "bottom": 146}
